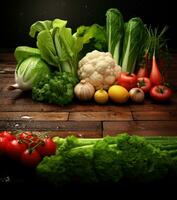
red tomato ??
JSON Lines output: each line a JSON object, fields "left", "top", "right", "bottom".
{"left": 21, "top": 149, "right": 41, "bottom": 167}
{"left": 117, "top": 72, "right": 137, "bottom": 91}
{"left": 37, "top": 138, "right": 57, "bottom": 156}
{"left": 137, "top": 77, "right": 152, "bottom": 93}
{"left": 6, "top": 139, "right": 27, "bottom": 160}
{"left": 0, "top": 137, "right": 9, "bottom": 153}
{"left": 18, "top": 131, "right": 33, "bottom": 140}
{"left": 150, "top": 85, "right": 173, "bottom": 102}
{"left": 0, "top": 131, "right": 16, "bottom": 141}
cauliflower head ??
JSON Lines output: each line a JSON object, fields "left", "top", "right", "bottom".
{"left": 78, "top": 50, "right": 121, "bottom": 90}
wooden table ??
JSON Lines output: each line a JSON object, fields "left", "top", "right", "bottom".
{"left": 1, "top": 51, "right": 177, "bottom": 138}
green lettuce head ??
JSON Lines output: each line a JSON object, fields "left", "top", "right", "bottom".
{"left": 13, "top": 56, "right": 50, "bottom": 91}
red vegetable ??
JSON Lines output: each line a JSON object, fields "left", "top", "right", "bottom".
{"left": 137, "top": 52, "right": 149, "bottom": 78}
{"left": 6, "top": 139, "right": 27, "bottom": 160}
{"left": 117, "top": 72, "right": 137, "bottom": 91}
{"left": 0, "top": 131, "right": 16, "bottom": 141}
{"left": 149, "top": 54, "right": 164, "bottom": 86}
{"left": 150, "top": 85, "right": 172, "bottom": 102}
{"left": 137, "top": 67, "right": 148, "bottom": 78}
{"left": 0, "top": 137, "right": 9, "bottom": 153}
{"left": 37, "top": 137, "right": 57, "bottom": 156}
{"left": 137, "top": 77, "right": 152, "bottom": 93}
{"left": 21, "top": 149, "right": 41, "bottom": 167}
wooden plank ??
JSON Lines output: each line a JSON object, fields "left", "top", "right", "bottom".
{"left": 44, "top": 131, "right": 102, "bottom": 138}
{"left": 103, "top": 121, "right": 177, "bottom": 136}
{"left": 0, "top": 73, "right": 14, "bottom": 78}
{"left": 132, "top": 111, "right": 177, "bottom": 121}
{"left": 0, "top": 121, "right": 102, "bottom": 132}
{"left": 0, "top": 112, "right": 69, "bottom": 121}
{"left": 0, "top": 63, "right": 15, "bottom": 73}
{"left": 69, "top": 111, "right": 133, "bottom": 121}
{"left": 130, "top": 95, "right": 177, "bottom": 111}
{"left": 0, "top": 89, "right": 23, "bottom": 104}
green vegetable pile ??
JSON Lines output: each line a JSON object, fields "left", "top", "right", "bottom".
{"left": 36, "top": 133, "right": 177, "bottom": 186}
{"left": 32, "top": 71, "right": 78, "bottom": 105}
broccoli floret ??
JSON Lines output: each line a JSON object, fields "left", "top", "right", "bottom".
{"left": 32, "top": 71, "right": 78, "bottom": 105}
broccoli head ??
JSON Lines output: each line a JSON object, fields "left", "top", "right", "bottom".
{"left": 32, "top": 71, "right": 78, "bottom": 105}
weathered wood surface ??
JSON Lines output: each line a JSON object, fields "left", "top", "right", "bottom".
{"left": 0, "top": 51, "right": 177, "bottom": 137}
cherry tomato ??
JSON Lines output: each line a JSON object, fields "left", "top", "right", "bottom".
{"left": 21, "top": 149, "right": 41, "bottom": 167}
{"left": 137, "top": 77, "right": 152, "bottom": 93}
{"left": 0, "top": 131, "right": 16, "bottom": 141}
{"left": 150, "top": 85, "right": 173, "bottom": 102}
{"left": 37, "top": 138, "right": 57, "bottom": 156}
{"left": 0, "top": 137, "right": 9, "bottom": 153}
{"left": 6, "top": 139, "right": 27, "bottom": 160}
{"left": 18, "top": 131, "right": 33, "bottom": 140}
{"left": 117, "top": 72, "right": 137, "bottom": 91}
{"left": 18, "top": 132, "right": 36, "bottom": 147}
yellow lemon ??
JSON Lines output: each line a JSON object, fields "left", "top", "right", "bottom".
{"left": 94, "top": 89, "right": 109, "bottom": 104}
{"left": 108, "top": 85, "right": 129, "bottom": 103}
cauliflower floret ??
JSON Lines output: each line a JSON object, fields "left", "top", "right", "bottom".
{"left": 78, "top": 50, "right": 121, "bottom": 89}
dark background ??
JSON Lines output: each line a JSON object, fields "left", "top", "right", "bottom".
{"left": 1, "top": 0, "right": 176, "bottom": 50}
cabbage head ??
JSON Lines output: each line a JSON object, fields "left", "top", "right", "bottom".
{"left": 14, "top": 56, "right": 51, "bottom": 91}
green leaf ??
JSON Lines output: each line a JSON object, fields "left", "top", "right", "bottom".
{"left": 106, "top": 8, "right": 124, "bottom": 65}
{"left": 121, "top": 17, "right": 147, "bottom": 73}
{"left": 37, "top": 30, "right": 60, "bottom": 69}
{"left": 52, "top": 19, "right": 67, "bottom": 28}
{"left": 14, "top": 46, "right": 41, "bottom": 63}
{"left": 29, "top": 20, "right": 53, "bottom": 38}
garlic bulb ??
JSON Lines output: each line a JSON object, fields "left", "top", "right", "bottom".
{"left": 74, "top": 80, "right": 95, "bottom": 101}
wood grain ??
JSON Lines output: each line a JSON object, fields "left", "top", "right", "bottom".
{"left": 69, "top": 111, "right": 133, "bottom": 121}
{"left": 0, "top": 112, "right": 69, "bottom": 121}
{"left": 0, "top": 120, "right": 102, "bottom": 132}
{"left": 103, "top": 121, "right": 177, "bottom": 136}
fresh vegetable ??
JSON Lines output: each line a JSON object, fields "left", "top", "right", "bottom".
{"left": 74, "top": 80, "right": 95, "bottom": 101}
{"left": 29, "top": 19, "right": 67, "bottom": 38}
{"left": 34, "top": 21, "right": 83, "bottom": 79}
{"left": 37, "top": 138, "right": 57, "bottom": 157}
{"left": 148, "top": 26, "right": 169, "bottom": 86}
{"left": 116, "top": 72, "right": 137, "bottom": 91}
{"left": 73, "top": 24, "right": 107, "bottom": 59}
{"left": 32, "top": 71, "right": 77, "bottom": 105}
{"left": 137, "top": 77, "right": 152, "bottom": 93}
{"left": 0, "top": 131, "right": 16, "bottom": 141}
{"left": 37, "top": 133, "right": 175, "bottom": 186}
{"left": 14, "top": 46, "right": 41, "bottom": 63}
{"left": 78, "top": 50, "right": 121, "bottom": 90}
{"left": 6, "top": 139, "right": 27, "bottom": 160}
{"left": 106, "top": 8, "right": 124, "bottom": 65}
{"left": 0, "top": 137, "right": 9, "bottom": 154}
{"left": 0, "top": 131, "right": 57, "bottom": 167}
{"left": 150, "top": 54, "right": 164, "bottom": 86}
{"left": 150, "top": 85, "right": 173, "bottom": 102}
{"left": 9, "top": 56, "right": 51, "bottom": 91}
{"left": 21, "top": 149, "right": 41, "bottom": 168}
{"left": 0, "top": 131, "right": 16, "bottom": 154}
{"left": 136, "top": 51, "right": 149, "bottom": 78}
{"left": 108, "top": 85, "right": 129, "bottom": 103}
{"left": 121, "top": 17, "right": 147, "bottom": 73}
{"left": 129, "top": 88, "right": 144, "bottom": 103}
{"left": 94, "top": 88, "right": 109, "bottom": 104}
